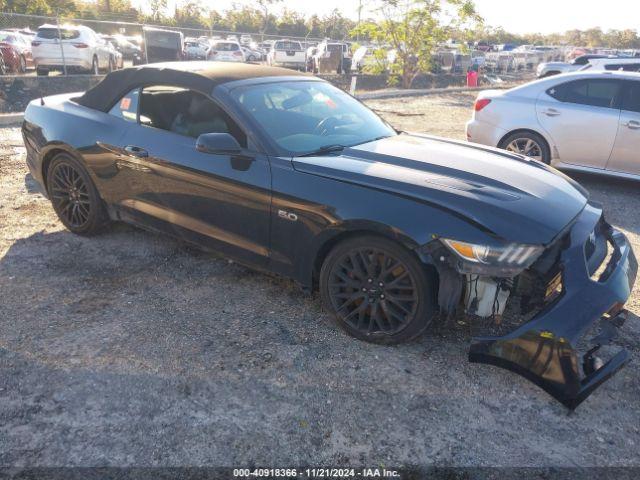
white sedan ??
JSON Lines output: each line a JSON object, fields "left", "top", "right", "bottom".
{"left": 466, "top": 71, "right": 640, "bottom": 179}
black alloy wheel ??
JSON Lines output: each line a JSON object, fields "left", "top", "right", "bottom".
{"left": 46, "top": 154, "right": 108, "bottom": 235}
{"left": 320, "top": 236, "right": 436, "bottom": 344}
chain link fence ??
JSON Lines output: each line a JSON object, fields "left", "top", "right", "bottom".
{"left": 0, "top": 11, "right": 330, "bottom": 76}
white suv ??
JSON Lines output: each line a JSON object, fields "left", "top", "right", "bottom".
{"left": 580, "top": 57, "right": 640, "bottom": 72}
{"left": 32, "top": 24, "right": 114, "bottom": 75}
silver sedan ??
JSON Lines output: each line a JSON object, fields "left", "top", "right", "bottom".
{"left": 466, "top": 71, "right": 640, "bottom": 179}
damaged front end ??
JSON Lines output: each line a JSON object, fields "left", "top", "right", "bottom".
{"left": 424, "top": 202, "right": 637, "bottom": 409}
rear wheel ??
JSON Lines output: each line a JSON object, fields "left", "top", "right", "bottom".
{"left": 46, "top": 153, "right": 109, "bottom": 235}
{"left": 320, "top": 236, "right": 437, "bottom": 344}
{"left": 500, "top": 131, "right": 550, "bottom": 164}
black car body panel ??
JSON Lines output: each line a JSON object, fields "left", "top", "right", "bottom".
{"left": 469, "top": 203, "right": 637, "bottom": 408}
{"left": 292, "top": 134, "right": 588, "bottom": 245}
{"left": 21, "top": 63, "right": 637, "bottom": 408}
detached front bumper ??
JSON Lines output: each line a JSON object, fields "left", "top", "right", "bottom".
{"left": 469, "top": 202, "right": 637, "bottom": 409}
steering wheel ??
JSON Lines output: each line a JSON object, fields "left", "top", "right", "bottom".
{"left": 313, "top": 116, "right": 340, "bottom": 136}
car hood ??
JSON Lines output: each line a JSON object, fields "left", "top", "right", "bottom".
{"left": 292, "top": 134, "right": 588, "bottom": 245}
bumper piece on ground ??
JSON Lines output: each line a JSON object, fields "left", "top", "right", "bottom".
{"left": 469, "top": 203, "right": 637, "bottom": 409}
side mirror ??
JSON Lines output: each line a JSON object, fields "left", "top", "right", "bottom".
{"left": 196, "top": 133, "right": 242, "bottom": 155}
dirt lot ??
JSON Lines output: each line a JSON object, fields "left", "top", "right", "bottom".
{"left": 1, "top": 93, "right": 640, "bottom": 470}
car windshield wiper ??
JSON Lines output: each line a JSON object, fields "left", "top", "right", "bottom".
{"left": 296, "top": 144, "right": 346, "bottom": 157}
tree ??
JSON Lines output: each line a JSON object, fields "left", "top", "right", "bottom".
{"left": 148, "top": 0, "right": 168, "bottom": 22}
{"left": 254, "top": 0, "right": 282, "bottom": 34}
{"left": 352, "top": 0, "right": 482, "bottom": 88}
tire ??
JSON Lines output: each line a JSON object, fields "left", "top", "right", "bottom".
{"left": 320, "top": 235, "right": 437, "bottom": 345}
{"left": 46, "top": 153, "right": 109, "bottom": 235}
{"left": 500, "top": 131, "right": 551, "bottom": 164}
{"left": 36, "top": 66, "right": 48, "bottom": 76}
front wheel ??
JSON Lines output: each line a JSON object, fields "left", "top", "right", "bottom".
{"left": 320, "top": 236, "right": 437, "bottom": 344}
{"left": 46, "top": 153, "right": 109, "bottom": 235}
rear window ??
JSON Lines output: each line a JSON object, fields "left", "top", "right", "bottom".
{"left": 212, "top": 42, "right": 239, "bottom": 51}
{"left": 274, "top": 41, "right": 302, "bottom": 51}
{"left": 36, "top": 27, "right": 80, "bottom": 40}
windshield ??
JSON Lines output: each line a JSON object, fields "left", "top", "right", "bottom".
{"left": 0, "top": 34, "right": 17, "bottom": 43}
{"left": 231, "top": 81, "right": 396, "bottom": 155}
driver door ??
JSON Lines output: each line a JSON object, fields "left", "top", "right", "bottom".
{"left": 117, "top": 86, "right": 273, "bottom": 268}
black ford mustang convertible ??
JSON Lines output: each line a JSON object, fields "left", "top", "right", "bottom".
{"left": 22, "top": 62, "right": 637, "bottom": 408}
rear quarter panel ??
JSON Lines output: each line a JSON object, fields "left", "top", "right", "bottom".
{"left": 23, "top": 95, "right": 130, "bottom": 201}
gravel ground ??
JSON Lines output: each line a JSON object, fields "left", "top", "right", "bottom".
{"left": 1, "top": 93, "right": 640, "bottom": 470}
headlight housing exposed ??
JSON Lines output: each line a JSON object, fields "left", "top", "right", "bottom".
{"left": 442, "top": 238, "right": 544, "bottom": 276}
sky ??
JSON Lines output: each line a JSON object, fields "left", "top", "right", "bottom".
{"left": 165, "top": 0, "right": 640, "bottom": 34}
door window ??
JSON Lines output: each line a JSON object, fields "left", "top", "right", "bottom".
{"left": 108, "top": 88, "right": 140, "bottom": 122}
{"left": 547, "top": 79, "right": 623, "bottom": 109}
{"left": 138, "top": 85, "right": 247, "bottom": 147}
{"left": 621, "top": 82, "right": 640, "bottom": 113}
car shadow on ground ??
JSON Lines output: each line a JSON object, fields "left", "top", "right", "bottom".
{"left": 24, "top": 172, "right": 42, "bottom": 194}
{"left": 2, "top": 226, "right": 640, "bottom": 465}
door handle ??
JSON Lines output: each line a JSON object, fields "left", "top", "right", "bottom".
{"left": 543, "top": 108, "right": 561, "bottom": 117}
{"left": 624, "top": 120, "right": 640, "bottom": 130}
{"left": 124, "top": 145, "right": 149, "bottom": 157}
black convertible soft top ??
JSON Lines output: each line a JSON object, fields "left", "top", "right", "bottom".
{"left": 76, "top": 61, "right": 309, "bottom": 112}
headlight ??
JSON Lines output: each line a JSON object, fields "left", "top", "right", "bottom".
{"left": 442, "top": 238, "right": 544, "bottom": 276}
